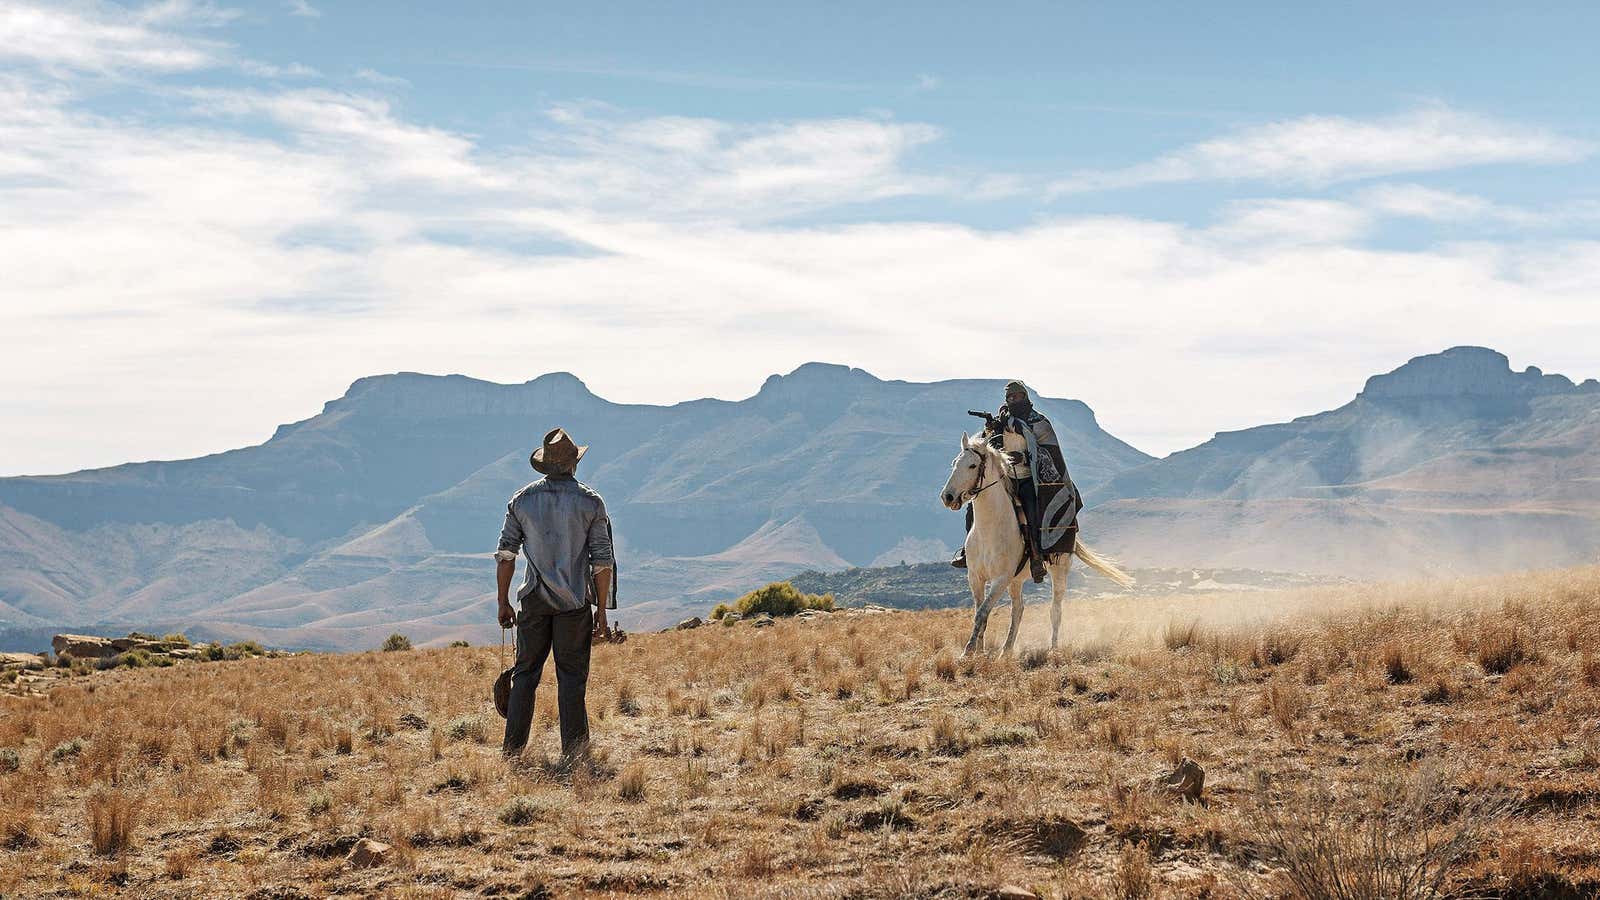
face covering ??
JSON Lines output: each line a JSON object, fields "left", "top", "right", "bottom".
{"left": 1008, "top": 396, "right": 1033, "bottom": 417}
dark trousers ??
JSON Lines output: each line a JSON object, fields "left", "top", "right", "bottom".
{"left": 964, "top": 478, "right": 1041, "bottom": 557}
{"left": 502, "top": 606, "right": 592, "bottom": 757}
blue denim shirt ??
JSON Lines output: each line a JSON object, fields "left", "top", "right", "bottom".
{"left": 495, "top": 475, "right": 614, "bottom": 614}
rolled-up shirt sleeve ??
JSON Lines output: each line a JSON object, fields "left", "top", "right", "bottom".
{"left": 586, "top": 498, "right": 614, "bottom": 569}
{"left": 495, "top": 502, "right": 523, "bottom": 561}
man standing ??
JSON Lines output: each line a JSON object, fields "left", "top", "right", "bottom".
{"left": 951, "top": 380, "right": 1075, "bottom": 582}
{"left": 494, "top": 427, "right": 614, "bottom": 761}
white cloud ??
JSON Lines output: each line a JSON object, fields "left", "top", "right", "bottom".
{"left": 2, "top": 17, "right": 1598, "bottom": 475}
{"left": 1051, "top": 108, "right": 1590, "bottom": 194}
{"left": 0, "top": 0, "right": 227, "bottom": 73}
{"left": 1208, "top": 198, "right": 1373, "bottom": 245}
{"left": 353, "top": 67, "right": 409, "bottom": 88}
{"left": 286, "top": 0, "right": 320, "bottom": 17}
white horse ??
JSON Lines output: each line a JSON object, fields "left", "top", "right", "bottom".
{"left": 940, "top": 432, "right": 1134, "bottom": 657}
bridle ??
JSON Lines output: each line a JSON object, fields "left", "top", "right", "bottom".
{"left": 957, "top": 443, "right": 1009, "bottom": 505}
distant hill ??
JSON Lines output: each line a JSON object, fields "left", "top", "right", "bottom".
{"left": 1087, "top": 347, "right": 1600, "bottom": 577}
{"left": 0, "top": 364, "right": 1149, "bottom": 648}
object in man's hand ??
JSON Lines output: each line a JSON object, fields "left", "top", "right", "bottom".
{"left": 493, "top": 665, "right": 513, "bottom": 718}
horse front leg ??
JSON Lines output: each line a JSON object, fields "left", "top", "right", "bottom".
{"left": 1000, "top": 578, "right": 1025, "bottom": 657}
{"left": 964, "top": 579, "right": 1007, "bottom": 657}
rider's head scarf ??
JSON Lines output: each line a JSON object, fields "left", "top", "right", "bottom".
{"left": 1004, "top": 380, "right": 1032, "bottom": 417}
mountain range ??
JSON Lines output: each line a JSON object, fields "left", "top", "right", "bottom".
{"left": 0, "top": 364, "right": 1147, "bottom": 648}
{"left": 1083, "top": 346, "right": 1600, "bottom": 577}
{"left": 2, "top": 347, "right": 1596, "bottom": 649}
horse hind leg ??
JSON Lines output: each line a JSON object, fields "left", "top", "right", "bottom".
{"left": 1050, "top": 554, "right": 1073, "bottom": 651}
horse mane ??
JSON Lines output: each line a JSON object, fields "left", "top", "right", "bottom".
{"left": 964, "top": 434, "right": 1017, "bottom": 481}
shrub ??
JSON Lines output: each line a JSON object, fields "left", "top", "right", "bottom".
{"left": 732, "top": 582, "right": 835, "bottom": 618}
{"left": 448, "top": 639, "right": 470, "bottom": 648}
{"left": 0, "top": 748, "right": 20, "bottom": 773}
{"left": 120, "top": 649, "right": 152, "bottom": 669}
{"left": 1478, "top": 626, "right": 1534, "bottom": 675}
{"left": 618, "top": 762, "right": 646, "bottom": 801}
{"left": 446, "top": 715, "right": 489, "bottom": 743}
{"left": 381, "top": 633, "right": 413, "bottom": 652}
{"left": 498, "top": 796, "right": 543, "bottom": 826}
{"left": 221, "top": 641, "right": 265, "bottom": 660}
{"left": 305, "top": 790, "right": 331, "bottom": 817}
{"left": 710, "top": 603, "right": 731, "bottom": 621}
{"left": 50, "top": 738, "right": 85, "bottom": 762}
{"left": 203, "top": 643, "right": 226, "bottom": 661}
{"left": 1242, "top": 767, "right": 1507, "bottom": 900}
{"left": 161, "top": 633, "right": 190, "bottom": 645}
{"left": 88, "top": 787, "right": 140, "bottom": 855}
{"left": 1383, "top": 644, "right": 1413, "bottom": 684}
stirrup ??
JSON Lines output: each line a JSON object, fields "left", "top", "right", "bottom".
{"left": 950, "top": 549, "right": 967, "bottom": 569}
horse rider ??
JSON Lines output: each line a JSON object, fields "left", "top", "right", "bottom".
{"left": 951, "top": 380, "right": 1068, "bottom": 583}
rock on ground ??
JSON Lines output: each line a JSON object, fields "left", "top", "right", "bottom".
{"left": 346, "top": 838, "right": 391, "bottom": 868}
{"left": 1157, "top": 757, "right": 1205, "bottom": 802}
{"left": 51, "top": 634, "right": 119, "bottom": 659}
{"left": 0, "top": 652, "right": 47, "bottom": 670}
{"left": 675, "top": 617, "right": 703, "bottom": 630}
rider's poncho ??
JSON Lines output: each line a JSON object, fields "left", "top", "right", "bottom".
{"left": 998, "top": 409, "right": 1081, "bottom": 557}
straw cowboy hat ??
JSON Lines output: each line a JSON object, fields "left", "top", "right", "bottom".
{"left": 529, "top": 427, "right": 587, "bottom": 475}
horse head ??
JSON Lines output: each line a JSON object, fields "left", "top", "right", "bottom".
{"left": 940, "top": 432, "right": 996, "bottom": 510}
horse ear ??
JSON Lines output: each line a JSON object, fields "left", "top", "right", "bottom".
{"left": 960, "top": 431, "right": 968, "bottom": 449}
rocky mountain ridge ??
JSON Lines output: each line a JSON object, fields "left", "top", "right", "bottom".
{"left": 0, "top": 364, "right": 1149, "bottom": 648}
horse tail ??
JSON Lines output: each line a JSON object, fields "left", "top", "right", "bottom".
{"left": 1073, "top": 541, "right": 1135, "bottom": 588}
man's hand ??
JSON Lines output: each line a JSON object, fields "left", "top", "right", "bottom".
{"left": 591, "top": 605, "right": 609, "bottom": 641}
{"left": 497, "top": 598, "right": 515, "bottom": 629}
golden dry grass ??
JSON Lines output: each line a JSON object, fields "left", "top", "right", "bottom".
{"left": 3, "top": 568, "right": 1600, "bottom": 897}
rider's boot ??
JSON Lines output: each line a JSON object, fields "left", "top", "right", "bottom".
{"left": 1026, "top": 520, "right": 1046, "bottom": 582}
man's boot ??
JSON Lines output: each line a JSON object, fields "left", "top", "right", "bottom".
{"left": 1029, "top": 552, "right": 1047, "bottom": 583}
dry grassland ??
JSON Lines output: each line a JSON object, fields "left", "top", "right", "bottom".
{"left": 4, "top": 569, "right": 1600, "bottom": 898}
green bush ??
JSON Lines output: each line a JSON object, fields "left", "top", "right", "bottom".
{"left": 204, "top": 643, "right": 226, "bottom": 661}
{"left": 448, "top": 639, "right": 470, "bottom": 648}
{"left": 382, "top": 634, "right": 413, "bottom": 652}
{"left": 0, "top": 747, "right": 19, "bottom": 773}
{"left": 732, "top": 582, "right": 835, "bottom": 618}
{"left": 49, "top": 738, "right": 85, "bottom": 763}
{"left": 120, "top": 649, "right": 152, "bottom": 668}
{"left": 710, "top": 603, "right": 731, "bottom": 621}
{"left": 161, "top": 632, "right": 190, "bottom": 645}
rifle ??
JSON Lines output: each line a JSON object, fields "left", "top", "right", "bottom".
{"left": 967, "top": 410, "right": 1010, "bottom": 448}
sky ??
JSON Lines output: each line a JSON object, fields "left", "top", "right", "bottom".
{"left": 3, "top": 1, "right": 1599, "bottom": 475}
